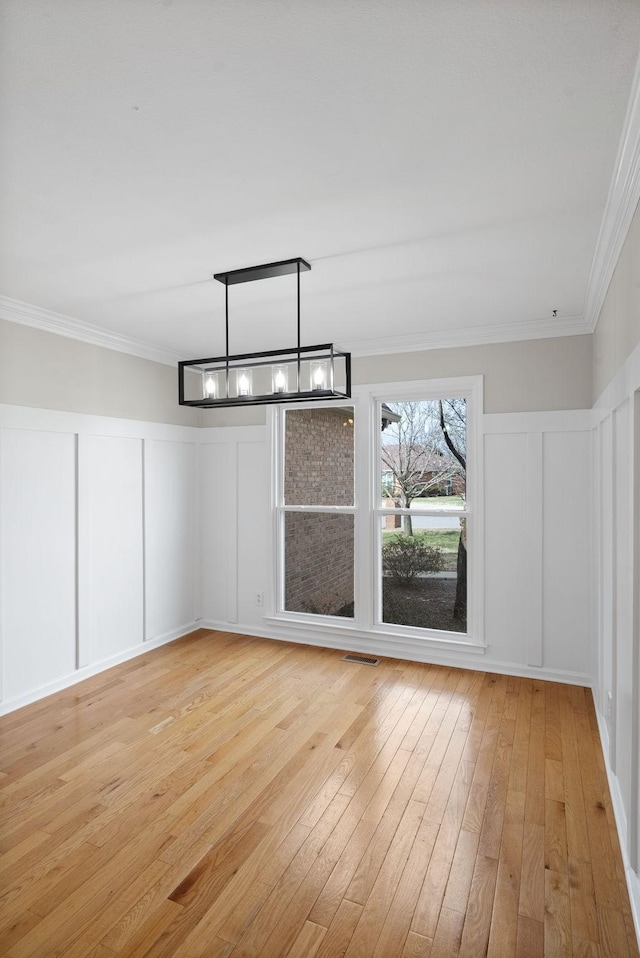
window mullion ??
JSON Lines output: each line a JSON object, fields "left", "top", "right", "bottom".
{"left": 281, "top": 504, "right": 356, "bottom": 513}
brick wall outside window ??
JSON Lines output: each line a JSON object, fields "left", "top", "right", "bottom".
{"left": 284, "top": 408, "right": 354, "bottom": 614}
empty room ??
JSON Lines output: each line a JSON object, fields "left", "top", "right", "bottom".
{"left": 1, "top": 2, "right": 640, "bottom": 956}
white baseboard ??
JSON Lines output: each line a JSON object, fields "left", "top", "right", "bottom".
{"left": 2, "top": 614, "right": 593, "bottom": 711}
{"left": 0, "top": 621, "right": 200, "bottom": 717}
{"left": 594, "top": 704, "right": 640, "bottom": 949}
{"left": 200, "top": 618, "right": 593, "bottom": 687}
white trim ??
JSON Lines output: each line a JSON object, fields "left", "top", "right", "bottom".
{"left": 585, "top": 54, "right": 640, "bottom": 332}
{"left": 632, "top": 389, "right": 640, "bottom": 871}
{"left": 0, "top": 402, "right": 200, "bottom": 441}
{"left": 281, "top": 504, "right": 356, "bottom": 514}
{"left": 141, "top": 438, "right": 148, "bottom": 642}
{"left": 199, "top": 425, "right": 267, "bottom": 444}
{"left": 595, "top": 706, "right": 640, "bottom": 949}
{"left": 526, "top": 433, "right": 544, "bottom": 668}
{"left": 201, "top": 620, "right": 593, "bottom": 687}
{"left": 193, "top": 439, "right": 202, "bottom": 626}
{"left": 611, "top": 405, "right": 621, "bottom": 774}
{"left": 357, "top": 397, "right": 374, "bottom": 630}
{"left": 594, "top": 420, "right": 605, "bottom": 712}
{"left": 600, "top": 413, "right": 617, "bottom": 752}
{"left": 0, "top": 294, "right": 590, "bottom": 366}
{"left": 142, "top": 438, "right": 152, "bottom": 642}
{"left": 361, "top": 375, "right": 483, "bottom": 402}
{"left": 76, "top": 434, "right": 90, "bottom": 667}
{"left": 594, "top": 336, "right": 640, "bottom": 418}
{"left": 0, "top": 431, "right": 3, "bottom": 704}
{"left": 227, "top": 441, "right": 239, "bottom": 624}
{"left": 0, "top": 621, "right": 199, "bottom": 718}
{"left": 0, "top": 294, "right": 181, "bottom": 367}
{"left": 267, "top": 407, "right": 281, "bottom": 619}
{"left": 266, "top": 611, "right": 482, "bottom": 652}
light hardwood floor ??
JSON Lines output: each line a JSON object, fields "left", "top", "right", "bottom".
{"left": 1, "top": 630, "right": 638, "bottom": 957}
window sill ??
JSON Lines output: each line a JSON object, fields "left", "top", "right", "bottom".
{"left": 263, "top": 613, "right": 486, "bottom": 656}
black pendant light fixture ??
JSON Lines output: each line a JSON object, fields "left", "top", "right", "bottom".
{"left": 178, "top": 257, "right": 351, "bottom": 408}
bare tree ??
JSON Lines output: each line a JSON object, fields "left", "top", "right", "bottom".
{"left": 381, "top": 401, "right": 461, "bottom": 535}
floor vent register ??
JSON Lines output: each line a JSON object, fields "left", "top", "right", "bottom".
{"left": 342, "top": 653, "right": 380, "bottom": 666}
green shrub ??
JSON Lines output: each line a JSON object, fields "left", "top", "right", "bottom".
{"left": 382, "top": 535, "right": 445, "bottom": 587}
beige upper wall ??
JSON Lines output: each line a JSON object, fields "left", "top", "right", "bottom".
{"left": 354, "top": 335, "right": 592, "bottom": 412}
{"left": 0, "top": 319, "right": 200, "bottom": 426}
{"left": 593, "top": 198, "right": 640, "bottom": 401}
{"left": 203, "top": 334, "right": 593, "bottom": 426}
{"left": 0, "top": 319, "right": 592, "bottom": 425}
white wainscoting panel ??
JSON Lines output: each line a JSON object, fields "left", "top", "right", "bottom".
{"left": 593, "top": 338, "right": 640, "bottom": 943}
{"left": 482, "top": 411, "right": 593, "bottom": 681}
{"left": 200, "top": 441, "right": 231, "bottom": 624}
{"left": 542, "top": 430, "right": 592, "bottom": 674}
{"left": 483, "top": 433, "right": 530, "bottom": 667}
{"left": 614, "top": 399, "right": 634, "bottom": 823}
{"left": 599, "top": 413, "right": 616, "bottom": 746}
{"left": 632, "top": 389, "right": 640, "bottom": 875}
{"left": 525, "top": 432, "right": 544, "bottom": 667}
{"left": 237, "top": 440, "right": 268, "bottom": 627}
{"left": 80, "top": 435, "right": 144, "bottom": 664}
{"left": 1, "top": 428, "right": 77, "bottom": 700}
{"left": 144, "top": 439, "right": 197, "bottom": 642}
{"left": 198, "top": 427, "right": 268, "bottom": 628}
{"left": 0, "top": 406, "right": 202, "bottom": 714}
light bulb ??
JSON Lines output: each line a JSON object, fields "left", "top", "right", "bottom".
{"left": 237, "top": 370, "right": 252, "bottom": 396}
{"left": 311, "top": 362, "right": 327, "bottom": 391}
{"left": 273, "top": 367, "right": 287, "bottom": 393}
{"left": 204, "top": 374, "right": 216, "bottom": 398}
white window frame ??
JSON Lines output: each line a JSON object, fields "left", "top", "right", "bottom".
{"left": 368, "top": 377, "right": 483, "bottom": 645}
{"left": 268, "top": 375, "right": 484, "bottom": 649}
{"left": 270, "top": 400, "right": 358, "bottom": 622}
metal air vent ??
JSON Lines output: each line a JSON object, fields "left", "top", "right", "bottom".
{"left": 342, "top": 653, "right": 380, "bottom": 666}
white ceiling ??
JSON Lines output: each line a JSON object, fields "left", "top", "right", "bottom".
{"left": 1, "top": 0, "right": 640, "bottom": 363}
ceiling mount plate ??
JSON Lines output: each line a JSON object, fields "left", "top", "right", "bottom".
{"left": 213, "top": 257, "right": 311, "bottom": 286}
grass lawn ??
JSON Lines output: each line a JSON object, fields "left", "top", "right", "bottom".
{"left": 382, "top": 528, "right": 459, "bottom": 549}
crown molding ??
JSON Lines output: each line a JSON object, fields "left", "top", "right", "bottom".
{"left": 584, "top": 53, "right": 640, "bottom": 332}
{"left": 0, "top": 295, "right": 182, "bottom": 367}
{"left": 341, "top": 313, "right": 589, "bottom": 357}
{"left": 1, "top": 291, "right": 591, "bottom": 366}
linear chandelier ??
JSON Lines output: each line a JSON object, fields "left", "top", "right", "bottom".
{"left": 178, "top": 257, "right": 351, "bottom": 408}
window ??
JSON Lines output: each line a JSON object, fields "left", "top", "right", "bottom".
{"left": 272, "top": 377, "right": 482, "bottom": 645}
{"left": 278, "top": 406, "right": 355, "bottom": 617}
{"left": 378, "top": 398, "right": 468, "bottom": 634}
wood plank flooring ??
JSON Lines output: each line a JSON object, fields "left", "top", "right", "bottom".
{"left": 1, "top": 630, "right": 638, "bottom": 957}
